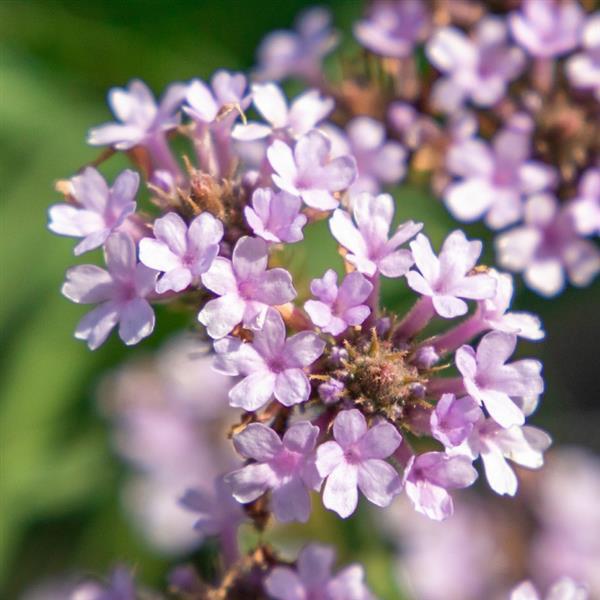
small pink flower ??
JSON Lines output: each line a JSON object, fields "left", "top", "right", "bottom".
{"left": 139, "top": 212, "right": 223, "bottom": 293}
{"left": 316, "top": 409, "right": 402, "bottom": 518}
{"left": 62, "top": 233, "right": 157, "bottom": 349}
{"left": 48, "top": 167, "right": 138, "bottom": 255}
{"left": 430, "top": 394, "right": 483, "bottom": 448}
{"left": 224, "top": 421, "right": 322, "bottom": 523}
{"left": 198, "top": 236, "right": 296, "bottom": 338}
{"left": 329, "top": 192, "right": 422, "bottom": 277}
{"left": 267, "top": 130, "right": 357, "bottom": 211}
{"left": 304, "top": 269, "right": 373, "bottom": 335}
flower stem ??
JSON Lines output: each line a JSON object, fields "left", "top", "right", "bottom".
{"left": 430, "top": 316, "right": 485, "bottom": 356}
{"left": 146, "top": 133, "right": 183, "bottom": 181}
{"left": 394, "top": 296, "right": 435, "bottom": 343}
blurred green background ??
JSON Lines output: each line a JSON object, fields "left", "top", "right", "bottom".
{"left": 1, "top": 1, "right": 599, "bottom": 597}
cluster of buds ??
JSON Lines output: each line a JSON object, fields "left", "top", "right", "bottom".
{"left": 47, "top": 2, "right": 596, "bottom": 599}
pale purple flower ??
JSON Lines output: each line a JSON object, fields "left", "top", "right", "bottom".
{"left": 70, "top": 567, "right": 136, "bottom": 600}
{"left": 318, "top": 379, "right": 345, "bottom": 405}
{"left": 323, "top": 117, "right": 407, "bottom": 195}
{"left": 304, "top": 270, "right": 373, "bottom": 336}
{"left": 445, "top": 123, "right": 557, "bottom": 229}
{"left": 509, "top": 0, "right": 585, "bottom": 58}
{"left": 567, "top": 14, "right": 600, "bottom": 101}
{"left": 430, "top": 394, "right": 483, "bottom": 449}
{"left": 139, "top": 212, "right": 223, "bottom": 293}
{"left": 460, "top": 417, "right": 551, "bottom": 496}
{"left": 510, "top": 577, "right": 588, "bottom": 600}
{"left": 255, "top": 7, "right": 338, "bottom": 82}
{"left": 329, "top": 192, "right": 422, "bottom": 277}
{"left": 244, "top": 187, "right": 307, "bottom": 244}
{"left": 316, "top": 409, "right": 402, "bottom": 518}
{"left": 496, "top": 193, "right": 600, "bottom": 297}
{"left": 265, "top": 544, "right": 375, "bottom": 600}
{"left": 198, "top": 236, "right": 296, "bottom": 338}
{"left": 455, "top": 331, "right": 544, "bottom": 428}
{"left": 214, "top": 308, "right": 324, "bottom": 411}
{"left": 232, "top": 84, "right": 333, "bottom": 141}
{"left": 62, "top": 233, "right": 157, "bottom": 350}
{"left": 406, "top": 231, "right": 496, "bottom": 318}
{"left": 180, "top": 476, "right": 245, "bottom": 544}
{"left": 427, "top": 18, "right": 525, "bottom": 112}
{"left": 49, "top": 167, "right": 138, "bottom": 256}
{"left": 224, "top": 421, "right": 322, "bottom": 523}
{"left": 185, "top": 70, "right": 248, "bottom": 126}
{"left": 268, "top": 130, "right": 357, "bottom": 210}
{"left": 569, "top": 167, "right": 600, "bottom": 237}
{"left": 403, "top": 451, "right": 477, "bottom": 521}
{"left": 354, "top": 0, "right": 430, "bottom": 58}
{"left": 87, "top": 79, "right": 186, "bottom": 151}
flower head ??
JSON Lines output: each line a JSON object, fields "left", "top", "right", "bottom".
{"left": 316, "top": 409, "right": 402, "bottom": 518}
{"left": 224, "top": 421, "right": 321, "bottom": 523}
{"left": 62, "top": 233, "right": 157, "bottom": 349}
{"left": 304, "top": 270, "right": 373, "bottom": 336}
{"left": 268, "top": 130, "right": 357, "bottom": 210}
{"left": 199, "top": 236, "right": 296, "bottom": 338}
{"left": 139, "top": 212, "right": 223, "bottom": 293}
{"left": 214, "top": 308, "right": 324, "bottom": 411}
{"left": 329, "top": 192, "right": 422, "bottom": 277}
{"left": 49, "top": 167, "right": 139, "bottom": 255}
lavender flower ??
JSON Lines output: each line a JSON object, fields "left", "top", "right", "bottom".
{"left": 214, "top": 308, "right": 324, "bottom": 411}
{"left": 304, "top": 270, "right": 373, "bottom": 336}
{"left": 232, "top": 84, "right": 333, "bottom": 141}
{"left": 268, "top": 130, "right": 357, "bottom": 210}
{"left": 70, "top": 567, "right": 136, "bottom": 600}
{"left": 329, "top": 192, "right": 422, "bottom": 277}
{"left": 265, "top": 544, "right": 375, "bottom": 600}
{"left": 460, "top": 417, "right": 551, "bottom": 496}
{"left": 62, "top": 233, "right": 157, "bottom": 349}
{"left": 406, "top": 231, "right": 496, "bottom": 319}
{"left": 403, "top": 451, "right": 478, "bottom": 521}
{"left": 510, "top": 577, "right": 589, "bottom": 600}
{"left": 496, "top": 193, "right": 600, "bottom": 297}
{"left": 509, "top": 0, "right": 585, "bottom": 58}
{"left": 198, "top": 236, "right": 296, "bottom": 338}
{"left": 426, "top": 18, "right": 525, "bottom": 112}
{"left": 445, "top": 124, "right": 557, "bottom": 229}
{"left": 569, "top": 167, "right": 600, "bottom": 237}
{"left": 567, "top": 14, "right": 600, "bottom": 101}
{"left": 224, "top": 422, "right": 321, "bottom": 523}
{"left": 255, "top": 7, "right": 338, "bottom": 82}
{"left": 430, "top": 394, "right": 482, "bottom": 448}
{"left": 354, "top": 0, "right": 430, "bottom": 58}
{"left": 244, "top": 187, "right": 307, "bottom": 244}
{"left": 324, "top": 117, "right": 407, "bottom": 195}
{"left": 139, "top": 212, "right": 223, "bottom": 293}
{"left": 316, "top": 409, "right": 402, "bottom": 518}
{"left": 456, "top": 331, "right": 544, "bottom": 428}
{"left": 49, "top": 167, "right": 138, "bottom": 255}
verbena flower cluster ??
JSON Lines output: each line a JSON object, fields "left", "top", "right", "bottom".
{"left": 46, "top": 2, "right": 597, "bottom": 599}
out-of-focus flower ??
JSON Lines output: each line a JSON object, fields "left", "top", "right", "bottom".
{"left": 255, "top": 7, "right": 338, "bottom": 82}
{"left": 403, "top": 451, "right": 477, "bottom": 521}
{"left": 199, "top": 236, "right": 296, "bottom": 338}
{"left": 316, "top": 409, "right": 402, "bottom": 518}
{"left": 496, "top": 193, "right": 600, "bottom": 297}
{"left": 509, "top": 0, "right": 585, "bottom": 58}
{"left": 225, "top": 421, "right": 321, "bottom": 523}
{"left": 232, "top": 84, "right": 333, "bottom": 141}
{"left": 566, "top": 13, "right": 600, "bottom": 100}
{"left": 456, "top": 331, "right": 544, "bottom": 428}
{"left": 510, "top": 577, "right": 589, "bottom": 600}
{"left": 427, "top": 17, "right": 525, "bottom": 112}
{"left": 304, "top": 269, "right": 373, "bottom": 336}
{"left": 62, "top": 233, "right": 157, "bottom": 349}
{"left": 139, "top": 212, "right": 223, "bottom": 293}
{"left": 329, "top": 192, "right": 421, "bottom": 277}
{"left": 265, "top": 544, "right": 375, "bottom": 600}
{"left": 354, "top": 0, "right": 430, "bottom": 58}
{"left": 244, "top": 187, "right": 307, "bottom": 244}
{"left": 214, "top": 308, "right": 324, "bottom": 411}
{"left": 71, "top": 567, "right": 136, "bottom": 600}
{"left": 569, "top": 167, "right": 600, "bottom": 237}
{"left": 49, "top": 168, "right": 139, "bottom": 255}
{"left": 268, "top": 130, "right": 356, "bottom": 210}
